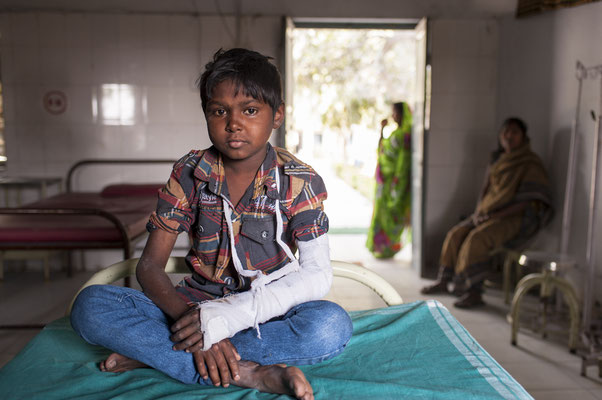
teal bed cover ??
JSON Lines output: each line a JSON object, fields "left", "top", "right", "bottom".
{"left": 0, "top": 300, "right": 532, "bottom": 399}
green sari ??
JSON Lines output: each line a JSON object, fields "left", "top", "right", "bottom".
{"left": 366, "top": 102, "right": 412, "bottom": 258}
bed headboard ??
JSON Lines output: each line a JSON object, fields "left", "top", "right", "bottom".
{"left": 66, "top": 159, "right": 177, "bottom": 193}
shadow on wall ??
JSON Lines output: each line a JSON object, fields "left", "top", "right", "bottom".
{"left": 420, "top": 13, "right": 560, "bottom": 278}
{"left": 534, "top": 126, "right": 567, "bottom": 251}
{"left": 541, "top": 126, "right": 587, "bottom": 294}
{"left": 423, "top": 133, "right": 481, "bottom": 278}
{"left": 491, "top": 10, "right": 558, "bottom": 262}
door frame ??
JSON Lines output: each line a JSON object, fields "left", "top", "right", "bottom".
{"left": 280, "top": 17, "right": 430, "bottom": 276}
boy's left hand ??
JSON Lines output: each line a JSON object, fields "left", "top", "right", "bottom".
{"left": 170, "top": 307, "right": 204, "bottom": 352}
{"left": 193, "top": 339, "right": 241, "bottom": 387}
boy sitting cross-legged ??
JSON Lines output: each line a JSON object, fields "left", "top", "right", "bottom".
{"left": 70, "top": 48, "right": 353, "bottom": 400}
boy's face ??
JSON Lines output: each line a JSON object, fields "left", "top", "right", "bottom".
{"left": 205, "top": 80, "right": 284, "bottom": 167}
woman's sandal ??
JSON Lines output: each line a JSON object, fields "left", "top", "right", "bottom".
{"left": 453, "top": 291, "right": 485, "bottom": 308}
{"left": 420, "top": 281, "right": 449, "bottom": 295}
{"left": 451, "top": 285, "right": 466, "bottom": 297}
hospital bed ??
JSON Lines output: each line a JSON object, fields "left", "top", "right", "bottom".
{"left": 0, "top": 258, "right": 532, "bottom": 399}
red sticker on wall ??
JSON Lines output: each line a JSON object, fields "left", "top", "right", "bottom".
{"left": 43, "top": 91, "right": 68, "bottom": 115}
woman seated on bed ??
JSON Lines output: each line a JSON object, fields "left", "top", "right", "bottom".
{"left": 421, "top": 117, "right": 552, "bottom": 308}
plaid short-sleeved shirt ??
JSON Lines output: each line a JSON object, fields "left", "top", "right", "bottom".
{"left": 147, "top": 143, "right": 329, "bottom": 303}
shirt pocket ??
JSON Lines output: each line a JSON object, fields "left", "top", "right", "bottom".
{"left": 240, "top": 215, "right": 281, "bottom": 270}
{"left": 240, "top": 215, "right": 275, "bottom": 244}
{"left": 192, "top": 209, "right": 222, "bottom": 264}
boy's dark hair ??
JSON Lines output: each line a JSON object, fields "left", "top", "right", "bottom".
{"left": 491, "top": 117, "right": 530, "bottom": 163}
{"left": 198, "top": 48, "right": 283, "bottom": 114}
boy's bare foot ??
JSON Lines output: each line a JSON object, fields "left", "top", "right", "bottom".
{"left": 99, "top": 355, "right": 313, "bottom": 399}
{"left": 236, "top": 361, "right": 313, "bottom": 400}
{"left": 99, "top": 353, "right": 148, "bottom": 373}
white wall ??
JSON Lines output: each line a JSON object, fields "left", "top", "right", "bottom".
{"left": 423, "top": 19, "right": 499, "bottom": 275}
{"left": 0, "top": 7, "right": 509, "bottom": 278}
{"left": 0, "top": 12, "right": 281, "bottom": 270}
{"left": 497, "top": 2, "right": 602, "bottom": 301}
{"left": 0, "top": 0, "right": 515, "bottom": 19}
{"left": 2, "top": 3, "right": 598, "bottom": 299}
{"left": 0, "top": 12, "right": 281, "bottom": 194}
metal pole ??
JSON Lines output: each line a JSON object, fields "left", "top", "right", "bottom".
{"left": 582, "top": 70, "right": 602, "bottom": 335}
{"left": 560, "top": 62, "right": 585, "bottom": 254}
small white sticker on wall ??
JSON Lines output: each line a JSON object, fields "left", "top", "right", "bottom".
{"left": 43, "top": 91, "right": 68, "bottom": 115}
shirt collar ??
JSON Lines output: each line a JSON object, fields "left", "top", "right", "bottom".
{"left": 193, "top": 146, "right": 224, "bottom": 196}
{"left": 193, "top": 144, "right": 280, "bottom": 200}
{"left": 252, "top": 143, "right": 280, "bottom": 200}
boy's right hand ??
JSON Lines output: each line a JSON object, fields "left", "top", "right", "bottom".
{"left": 170, "top": 306, "right": 205, "bottom": 352}
{"left": 193, "top": 339, "right": 241, "bottom": 387}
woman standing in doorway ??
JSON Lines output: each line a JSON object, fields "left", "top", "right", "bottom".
{"left": 366, "top": 102, "right": 412, "bottom": 258}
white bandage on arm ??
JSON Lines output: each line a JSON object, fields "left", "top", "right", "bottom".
{"left": 198, "top": 234, "right": 332, "bottom": 350}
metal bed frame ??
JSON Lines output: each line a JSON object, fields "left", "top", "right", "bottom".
{"left": 0, "top": 159, "right": 174, "bottom": 292}
{"left": 66, "top": 257, "right": 403, "bottom": 315}
{"left": 0, "top": 159, "right": 174, "bottom": 263}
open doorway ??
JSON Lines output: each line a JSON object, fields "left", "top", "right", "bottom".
{"left": 283, "top": 19, "right": 428, "bottom": 269}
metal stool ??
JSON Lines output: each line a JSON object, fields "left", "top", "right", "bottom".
{"left": 490, "top": 238, "right": 539, "bottom": 305}
{"left": 508, "top": 251, "right": 580, "bottom": 353}
{"left": 500, "top": 247, "right": 521, "bottom": 305}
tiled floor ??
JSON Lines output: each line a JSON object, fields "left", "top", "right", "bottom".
{"left": 1, "top": 234, "right": 601, "bottom": 399}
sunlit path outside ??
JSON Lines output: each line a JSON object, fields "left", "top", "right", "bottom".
{"left": 287, "top": 27, "right": 416, "bottom": 238}
{"left": 306, "top": 158, "right": 372, "bottom": 231}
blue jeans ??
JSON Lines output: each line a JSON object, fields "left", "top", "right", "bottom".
{"left": 70, "top": 285, "right": 353, "bottom": 385}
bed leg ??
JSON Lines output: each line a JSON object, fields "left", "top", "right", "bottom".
{"left": 78, "top": 251, "right": 85, "bottom": 275}
{"left": 0, "top": 251, "right": 4, "bottom": 281}
{"left": 43, "top": 252, "right": 50, "bottom": 281}
{"left": 65, "top": 251, "right": 73, "bottom": 277}
{"left": 123, "top": 246, "right": 132, "bottom": 287}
